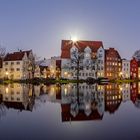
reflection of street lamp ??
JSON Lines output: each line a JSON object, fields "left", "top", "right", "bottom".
{"left": 64, "top": 71, "right": 68, "bottom": 78}
{"left": 5, "top": 87, "right": 9, "bottom": 93}
{"left": 28, "top": 64, "right": 33, "bottom": 79}
{"left": 5, "top": 72, "right": 9, "bottom": 79}
{"left": 119, "top": 72, "right": 122, "bottom": 79}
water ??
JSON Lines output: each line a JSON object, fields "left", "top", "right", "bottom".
{"left": 0, "top": 82, "right": 140, "bottom": 140}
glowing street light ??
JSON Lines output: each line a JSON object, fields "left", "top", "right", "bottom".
{"left": 5, "top": 72, "right": 9, "bottom": 75}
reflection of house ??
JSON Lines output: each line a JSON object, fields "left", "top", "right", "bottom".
{"left": 105, "top": 84, "right": 122, "bottom": 113}
{"left": 61, "top": 104, "right": 103, "bottom": 122}
{"left": 61, "top": 83, "right": 105, "bottom": 122}
{"left": 0, "top": 84, "right": 34, "bottom": 111}
{"left": 130, "top": 83, "right": 138, "bottom": 103}
{"left": 105, "top": 48, "right": 122, "bottom": 79}
{"left": 61, "top": 40, "right": 105, "bottom": 80}
{"left": 1, "top": 50, "right": 34, "bottom": 80}
{"left": 121, "top": 84, "right": 130, "bottom": 102}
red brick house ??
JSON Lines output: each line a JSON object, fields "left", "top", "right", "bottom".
{"left": 105, "top": 48, "right": 122, "bottom": 79}
{"left": 130, "top": 57, "right": 138, "bottom": 79}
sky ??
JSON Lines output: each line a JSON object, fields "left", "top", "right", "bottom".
{"left": 0, "top": 0, "right": 140, "bottom": 59}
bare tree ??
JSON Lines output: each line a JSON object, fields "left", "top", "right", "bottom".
{"left": 71, "top": 49, "right": 97, "bottom": 81}
{"left": 71, "top": 50, "right": 83, "bottom": 81}
{"left": 0, "top": 45, "right": 6, "bottom": 58}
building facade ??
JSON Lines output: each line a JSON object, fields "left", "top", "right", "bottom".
{"left": 61, "top": 40, "right": 105, "bottom": 80}
{"left": 122, "top": 59, "right": 130, "bottom": 79}
{"left": 34, "top": 57, "right": 61, "bottom": 79}
{"left": 138, "top": 61, "right": 140, "bottom": 79}
{"left": 0, "top": 50, "right": 34, "bottom": 80}
{"left": 130, "top": 57, "right": 138, "bottom": 79}
{"left": 105, "top": 48, "right": 122, "bottom": 79}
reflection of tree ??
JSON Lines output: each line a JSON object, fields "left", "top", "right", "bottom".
{"left": 68, "top": 83, "right": 104, "bottom": 118}
{"left": 0, "top": 103, "right": 6, "bottom": 119}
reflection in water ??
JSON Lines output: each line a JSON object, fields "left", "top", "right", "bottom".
{"left": 0, "top": 82, "right": 140, "bottom": 122}
{"left": 0, "top": 84, "right": 35, "bottom": 118}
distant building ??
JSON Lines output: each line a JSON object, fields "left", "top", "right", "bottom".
{"left": 1, "top": 50, "right": 34, "bottom": 80}
{"left": 138, "top": 61, "right": 140, "bottom": 79}
{"left": 34, "top": 57, "right": 61, "bottom": 79}
{"left": 122, "top": 59, "right": 130, "bottom": 79}
{"left": 61, "top": 40, "right": 105, "bottom": 80}
{"left": 105, "top": 48, "right": 122, "bottom": 79}
{"left": 130, "top": 57, "right": 138, "bottom": 79}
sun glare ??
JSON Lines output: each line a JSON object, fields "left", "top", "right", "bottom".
{"left": 71, "top": 36, "right": 78, "bottom": 42}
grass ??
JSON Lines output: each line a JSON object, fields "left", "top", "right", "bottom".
{"left": 0, "top": 78, "right": 139, "bottom": 85}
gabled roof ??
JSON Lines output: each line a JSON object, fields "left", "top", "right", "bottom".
{"left": 4, "top": 50, "right": 32, "bottom": 61}
{"left": 61, "top": 40, "right": 103, "bottom": 58}
{"left": 105, "top": 48, "right": 121, "bottom": 59}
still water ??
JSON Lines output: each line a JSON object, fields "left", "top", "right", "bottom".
{"left": 0, "top": 82, "right": 140, "bottom": 140}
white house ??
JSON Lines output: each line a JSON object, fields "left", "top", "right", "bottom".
{"left": 1, "top": 50, "right": 34, "bottom": 80}
{"left": 61, "top": 40, "right": 105, "bottom": 80}
{"left": 122, "top": 59, "right": 130, "bottom": 79}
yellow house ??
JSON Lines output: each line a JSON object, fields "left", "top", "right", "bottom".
{"left": 1, "top": 50, "right": 34, "bottom": 80}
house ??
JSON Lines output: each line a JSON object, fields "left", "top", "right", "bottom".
{"left": 138, "top": 61, "right": 140, "bottom": 79}
{"left": 130, "top": 57, "right": 138, "bottom": 79}
{"left": 34, "top": 57, "right": 61, "bottom": 79}
{"left": 1, "top": 50, "right": 34, "bottom": 80}
{"left": 122, "top": 59, "right": 130, "bottom": 79}
{"left": 105, "top": 48, "right": 122, "bottom": 79}
{"left": 61, "top": 40, "right": 105, "bottom": 80}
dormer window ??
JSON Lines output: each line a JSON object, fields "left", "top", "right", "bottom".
{"left": 84, "top": 47, "right": 91, "bottom": 59}
{"left": 70, "top": 46, "right": 78, "bottom": 59}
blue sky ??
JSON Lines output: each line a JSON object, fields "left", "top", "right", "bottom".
{"left": 0, "top": 0, "right": 140, "bottom": 59}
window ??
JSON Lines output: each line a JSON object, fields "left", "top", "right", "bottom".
{"left": 5, "top": 68, "right": 8, "bottom": 71}
{"left": 5, "top": 62, "right": 8, "bottom": 65}
{"left": 17, "top": 62, "right": 20, "bottom": 65}
{"left": 16, "top": 68, "right": 20, "bottom": 71}
{"left": 11, "top": 62, "right": 14, "bottom": 65}
{"left": 11, "top": 68, "right": 14, "bottom": 71}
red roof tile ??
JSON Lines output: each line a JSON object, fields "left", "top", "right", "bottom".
{"left": 105, "top": 48, "right": 121, "bottom": 59}
{"left": 4, "top": 50, "right": 32, "bottom": 61}
{"left": 61, "top": 40, "right": 103, "bottom": 58}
